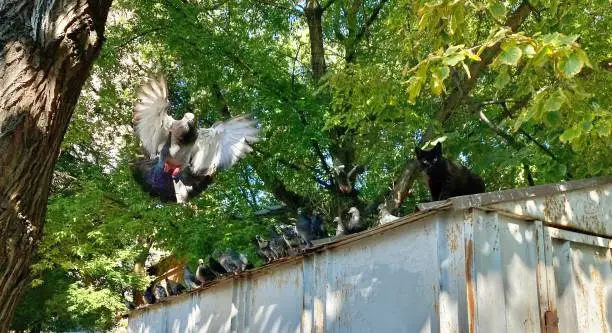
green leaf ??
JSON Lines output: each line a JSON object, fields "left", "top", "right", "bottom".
{"left": 488, "top": 1, "right": 506, "bottom": 21}
{"left": 443, "top": 53, "right": 466, "bottom": 66}
{"left": 463, "top": 49, "right": 481, "bottom": 61}
{"left": 596, "top": 122, "right": 610, "bottom": 137}
{"left": 544, "top": 111, "right": 561, "bottom": 126}
{"left": 559, "top": 127, "right": 581, "bottom": 142}
{"left": 561, "top": 53, "right": 584, "bottom": 77}
{"left": 523, "top": 44, "right": 536, "bottom": 58}
{"left": 580, "top": 120, "right": 593, "bottom": 132}
{"left": 499, "top": 46, "right": 522, "bottom": 66}
{"left": 543, "top": 93, "right": 565, "bottom": 112}
{"left": 493, "top": 70, "right": 510, "bottom": 89}
{"left": 575, "top": 49, "right": 593, "bottom": 68}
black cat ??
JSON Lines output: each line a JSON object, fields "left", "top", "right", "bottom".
{"left": 415, "top": 142, "right": 485, "bottom": 201}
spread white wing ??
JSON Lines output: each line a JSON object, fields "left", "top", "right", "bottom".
{"left": 190, "top": 116, "right": 260, "bottom": 175}
{"left": 133, "top": 76, "right": 175, "bottom": 158}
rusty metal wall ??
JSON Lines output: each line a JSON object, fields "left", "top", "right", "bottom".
{"left": 128, "top": 180, "right": 612, "bottom": 333}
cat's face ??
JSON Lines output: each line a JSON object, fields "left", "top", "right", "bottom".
{"left": 415, "top": 142, "right": 444, "bottom": 173}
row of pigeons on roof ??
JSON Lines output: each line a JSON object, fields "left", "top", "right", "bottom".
{"left": 123, "top": 204, "right": 402, "bottom": 309}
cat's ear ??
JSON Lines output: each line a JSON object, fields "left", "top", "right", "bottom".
{"left": 433, "top": 142, "right": 442, "bottom": 155}
{"left": 414, "top": 146, "right": 423, "bottom": 158}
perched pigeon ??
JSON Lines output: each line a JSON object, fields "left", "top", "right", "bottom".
{"left": 131, "top": 76, "right": 260, "bottom": 203}
{"left": 143, "top": 285, "right": 156, "bottom": 305}
{"left": 215, "top": 249, "right": 249, "bottom": 274}
{"left": 296, "top": 208, "right": 315, "bottom": 247}
{"left": 334, "top": 216, "right": 346, "bottom": 236}
{"left": 165, "top": 277, "right": 186, "bottom": 296}
{"left": 183, "top": 265, "right": 199, "bottom": 290}
{"left": 378, "top": 203, "right": 399, "bottom": 225}
{"left": 311, "top": 210, "right": 327, "bottom": 239}
{"left": 255, "top": 235, "right": 277, "bottom": 263}
{"left": 123, "top": 289, "right": 136, "bottom": 310}
{"left": 154, "top": 283, "right": 168, "bottom": 300}
{"left": 277, "top": 224, "right": 304, "bottom": 255}
{"left": 278, "top": 224, "right": 303, "bottom": 248}
{"left": 267, "top": 225, "right": 289, "bottom": 259}
{"left": 207, "top": 256, "right": 228, "bottom": 276}
{"left": 196, "top": 258, "right": 218, "bottom": 284}
{"left": 346, "top": 207, "right": 367, "bottom": 234}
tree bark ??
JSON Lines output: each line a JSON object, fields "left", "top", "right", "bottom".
{"left": 0, "top": 1, "right": 112, "bottom": 330}
{"left": 305, "top": 0, "right": 326, "bottom": 82}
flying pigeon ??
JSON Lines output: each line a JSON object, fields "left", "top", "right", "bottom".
{"left": 196, "top": 258, "right": 218, "bottom": 284}
{"left": 255, "top": 235, "right": 277, "bottom": 263}
{"left": 215, "top": 249, "right": 249, "bottom": 274}
{"left": 183, "top": 265, "right": 199, "bottom": 290}
{"left": 131, "top": 76, "right": 260, "bottom": 203}
{"left": 346, "top": 207, "right": 367, "bottom": 234}
{"left": 267, "top": 225, "right": 289, "bottom": 259}
{"left": 378, "top": 203, "right": 399, "bottom": 225}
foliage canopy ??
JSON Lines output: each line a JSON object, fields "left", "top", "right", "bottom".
{"left": 11, "top": 0, "right": 610, "bottom": 330}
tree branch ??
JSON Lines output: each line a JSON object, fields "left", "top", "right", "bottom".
{"left": 354, "top": 0, "right": 390, "bottom": 43}
{"left": 374, "top": 1, "right": 534, "bottom": 214}
{"left": 321, "top": 0, "right": 337, "bottom": 11}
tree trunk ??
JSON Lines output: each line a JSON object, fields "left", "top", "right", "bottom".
{"left": 0, "top": 1, "right": 112, "bottom": 330}
{"left": 305, "top": 0, "right": 326, "bottom": 82}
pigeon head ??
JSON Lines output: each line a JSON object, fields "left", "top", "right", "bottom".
{"left": 198, "top": 258, "right": 204, "bottom": 265}
{"left": 297, "top": 207, "right": 305, "bottom": 215}
{"left": 348, "top": 207, "right": 360, "bottom": 217}
{"left": 255, "top": 235, "right": 269, "bottom": 248}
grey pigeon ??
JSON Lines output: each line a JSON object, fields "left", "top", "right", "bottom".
{"left": 207, "top": 256, "right": 228, "bottom": 276}
{"left": 196, "top": 258, "right": 217, "bottom": 283}
{"left": 165, "top": 277, "right": 186, "bottom": 296}
{"left": 143, "top": 285, "right": 156, "bottom": 304}
{"left": 278, "top": 224, "right": 304, "bottom": 255}
{"left": 268, "top": 225, "right": 289, "bottom": 259}
{"left": 154, "top": 283, "right": 168, "bottom": 299}
{"left": 378, "top": 203, "right": 399, "bottom": 225}
{"left": 311, "top": 210, "right": 327, "bottom": 239}
{"left": 255, "top": 235, "right": 277, "bottom": 263}
{"left": 123, "top": 289, "right": 136, "bottom": 310}
{"left": 278, "top": 224, "right": 303, "bottom": 248}
{"left": 132, "top": 76, "right": 260, "bottom": 203}
{"left": 334, "top": 216, "right": 346, "bottom": 236}
{"left": 296, "top": 208, "right": 315, "bottom": 247}
{"left": 183, "top": 265, "right": 199, "bottom": 290}
{"left": 346, "top": 207, "right": 367, "bottom": 234}
{"left": 215, "top": 249, "right": 249, "bottom": 274}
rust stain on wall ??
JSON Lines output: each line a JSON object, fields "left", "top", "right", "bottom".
{"left": 465, "top": 239, "right": 475, "bottom": 333}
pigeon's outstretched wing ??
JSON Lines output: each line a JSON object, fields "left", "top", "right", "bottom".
{"left": 190, "top": 116, "right": 260, "bottom": 176}
{"left": 133, "top": 76, "right": 175, "bottom": 158}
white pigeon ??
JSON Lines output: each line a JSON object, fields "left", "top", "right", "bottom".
{"left": 378, "top": 203, "right": 399, "bottom": 225}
